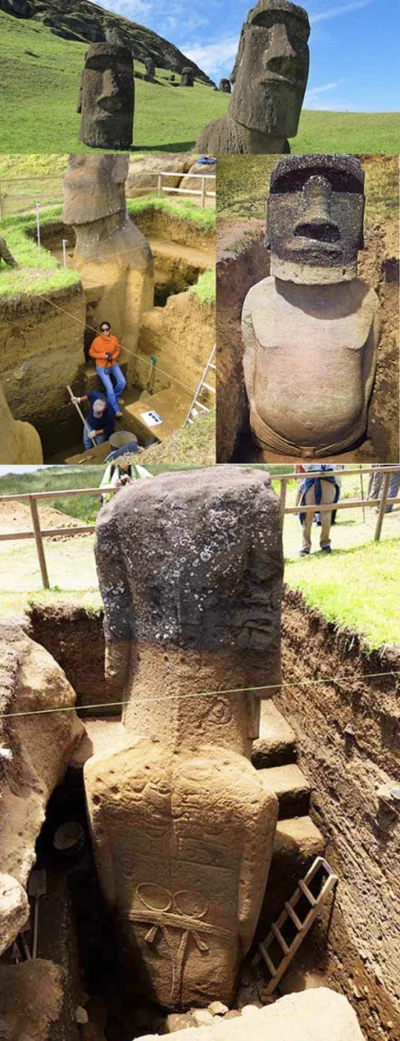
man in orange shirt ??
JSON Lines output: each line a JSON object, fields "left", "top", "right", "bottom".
{"left": 89, "top": 321, "right": 126, "bottom": 417}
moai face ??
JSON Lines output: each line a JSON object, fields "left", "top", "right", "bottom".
{"left": 181, "top": 67, "right": 194, "bottom": 87}
{"left": 63, "top": 153, "right": 129, "bottom": 226}
{"left": 219, "top": 78, "right": 232, "bottom": 93}
{"left": 267, "top": 155, "right": 365, "bottom": 283}
{"left": 229, "top": 0, "right": 310, "bottom": 138}
{"left": 80, "top": 42, "right": 134, "bottom": 149}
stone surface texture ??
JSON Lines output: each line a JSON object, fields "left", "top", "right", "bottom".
{"left": 84, "top": 467, "right": 283, "bottom": 1009}
{"left": 136, "top": 988, "right": 366, "bottom": 1040}
{"left": 242, "top": 155, "right": 381, "bottom": 456}
{"left": 79, "top": 41, "right": 134, "bottom": 150}
{"left": 0, "top": 624, "right": 85, "bottom": 955}
{"left": 0, "top": 380, "right": 43, "bottom": 464}
{"left": 0, "top": 960, "right": 64, "bottom": 1041}
{"left": 63, "top": 154, "right": 154, "bottom": 383}
{"left": 195, "top": 0, "right": 310, "bottom": 154}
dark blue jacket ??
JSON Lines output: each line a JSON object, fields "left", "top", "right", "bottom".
{"left": 87, "top": 392, "right": 115, "bottom": 438}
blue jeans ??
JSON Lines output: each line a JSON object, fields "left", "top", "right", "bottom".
{"left": 96, "top": 364, "right": 126, "bottom": 413}
{"left": 83, "top": 430, "right": 107, "bottom": 451}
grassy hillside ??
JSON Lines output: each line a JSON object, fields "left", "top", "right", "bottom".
{"left": 1, "top": 10, "right": 399, "bottom": 154}
{"left": 0, "top": 11, "right": 226, "bottom": 153}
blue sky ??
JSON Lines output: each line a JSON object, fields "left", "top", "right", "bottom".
{"left": 95, "top": 0, "right": 400, "bottom": 111}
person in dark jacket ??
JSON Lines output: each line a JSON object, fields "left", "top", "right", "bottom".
{"left": 72, "top": 391, "right": 115, "bottom": 450}
{"left": 0, "top": 236, "right": 18, "bottom": 268}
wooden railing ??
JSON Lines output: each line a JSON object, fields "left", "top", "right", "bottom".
{"left": 0, "top": 465, "right": 398, "bottom": 589}
{"left": 156, "top": 171, "right": 216, "bottom": 207}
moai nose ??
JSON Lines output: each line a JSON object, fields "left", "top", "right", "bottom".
{"left": 98, "top": 70, "right": 122, "bottom": 112}
{"left": 294, "top": 176, "right": 340, "bottom": 242}
{"left": 264, "top": 24, "right": 297, "bottom": 69}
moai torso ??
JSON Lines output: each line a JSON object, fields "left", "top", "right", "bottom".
{"left": 79, "top": 40, "right": 134, "bottom": 150}
{"left": 84, "top": 467, "right": 283, "bottom": 1009}
{"left": 0, "top": 382, "right": 43, "bottom": 464}
{"left": 195, "top": 1, "right": 310, "bottom": 155}
{"left": 63, "top": 155, "right": 154, "bottom": 377}
{"left": 242, "top": 155, "right": 381, "bottom": 457}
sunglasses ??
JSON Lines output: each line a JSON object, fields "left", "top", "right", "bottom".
{"left": 101, "top": 326, "right": 111, "bottom": 332}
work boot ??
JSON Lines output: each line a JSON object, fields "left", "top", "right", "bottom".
{"left": 299, "top": 548, "right": 310, "bottom": 556}
{"left": 321, "top": 545, "right": 332, "bottom": 554}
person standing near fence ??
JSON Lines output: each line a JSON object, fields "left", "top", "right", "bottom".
{"left": 89, "top": 322, "right": 126, "bottom": 418}
{"left": 299, "top": 464, "right": 341, "bottom": 557}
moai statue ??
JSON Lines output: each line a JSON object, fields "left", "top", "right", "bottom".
{"left": 181, "top": 66, "right": 194, "bottom": 87}
{"left": 63, "top": 154, "right": 154, "bottom": 382}
{"left": 0, "top": 381, "right": 43, "bottom": 464}
{"left": 84, "top": 467, "right": 283, "bottom": 1009}
{"left": 78, "top": 30, "right": 134, "bottom": 150}
{"left": 219, "top": 78, "right": 232, "bottom": 94}
{"left": 144, "top": 56, "right": 156, "bottom": 82}
{"left": 242, "top": 155, "right": 381, "bottom": 458}
{"left": 195, "top": 0, "right": 310, "bottom": 154}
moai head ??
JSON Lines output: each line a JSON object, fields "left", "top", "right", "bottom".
{"left": 229, "top": 0, "right": 310, "bottom": 138}
{"left": 144, "top": 56, "right": 155, "bottom": 81}
{"left": 63, "top": 153, "right": 129, "bottom": 226}
{"left": 79, "top": 35, "right": 134, "bottom": 150}
{"left": 219, "top": 78, "right": 232, "bottom": 93}
{"left": 266, "top": 154, "right": 365, "bottom": 284}
{"left": 181, "top": 66, "right": 194, "bottom": 87}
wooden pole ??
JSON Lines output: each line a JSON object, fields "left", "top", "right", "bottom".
{"left": 360, "top": 468, "right": 366, "bottom": 523}
{"left": 279, "top": 478, "right": 287, "bottom": 532}
{"left": 29, "top": 497, "right": 50, "bottom": 589}
{"left": 66, "top": 385, "right": 97, "bottom": 447}
{"left": 374, "top": 471, "right": 391, "bottom": 542}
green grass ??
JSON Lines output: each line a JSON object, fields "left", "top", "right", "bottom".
{"left": 0, "top": 208, "right": 80, "bottom": 297}
{"left": 189, "top": 269, "right": 216, "bottom": 304}
{"left": 0, "top": 466, "right": 104, "bottom": 523}
{"left": 1, "top": 11, "right": 399, "bottom": 154}
{"left": 0, "top": 11, "right": 227, "bottom": 153}
{"left": 127, "top": 195, "right": 216, "bottom": 231}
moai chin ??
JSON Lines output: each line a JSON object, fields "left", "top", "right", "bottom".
{"left": 78, "top": 35, "right": 134, "bottom": 150}
{"left": 63, "top": 154, "right": 154, "bottom": 381}
{"left": 84, "top": 467, "right": 282, "bottom": 1009}
{"left": 195, "top": 0, "right": 310, "bottom": 154}
{"left": 242, "top": 155, "right": 381, "bottom": 457}
{"left": 181, "top": 66, "right": 194, "bottom": 87}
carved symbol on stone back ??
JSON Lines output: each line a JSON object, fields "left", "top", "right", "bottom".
{"left": 135, "top": 885, "right": 210, "bottom": 1005}
{"left": 199, "top": 697, "right": 233, "bottom": 726}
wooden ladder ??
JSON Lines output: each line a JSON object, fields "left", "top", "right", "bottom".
{"left": 184, "top": 345, "right": 216, "bottom": 426}
{"left": 254, "top": 856, "right": 338, "bottom": 995}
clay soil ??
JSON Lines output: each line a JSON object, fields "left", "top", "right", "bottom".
{"left": 278, "top": 587, "right": 400, "bottom": 1041}
{"left": 0, "top": 501, "right": 86, "bottom": 545}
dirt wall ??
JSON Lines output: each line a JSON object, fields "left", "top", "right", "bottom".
{"left": 132, "top": 208, "right": 215, "bottom": 252}
{"left": 277, "top": 587, "right": 400, "bottom": 1041}
{"left": 137, "top": 290, "right": 215, "bottom": 398}
{"left": 28, "top": 605, "right": 108, "bottom": 711}
{"left": 0, "top": 283, "right": 86, "bottom": 456}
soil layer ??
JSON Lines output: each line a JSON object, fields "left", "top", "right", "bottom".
{"left": 278, "top": 587, "right": 400, "bottom": 1041}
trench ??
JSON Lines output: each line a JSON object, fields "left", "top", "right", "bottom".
{"left": 3, "top": 216, "right": 214, "bottom": 463}
{"left": 21, "top": 594, "right": 400, "bottom": 1040}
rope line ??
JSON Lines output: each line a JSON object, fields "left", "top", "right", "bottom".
{"left": 0, "top": 671, "right": 397, "bottom": 720}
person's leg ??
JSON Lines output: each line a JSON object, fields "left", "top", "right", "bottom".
{"left": 300, "top": 488, "right": 314, "bottom": 554}
{"left": 96, "top": 366, "right": 119, "bottom": 412}
{"left": 320, "top": 482, "right": 337, "bottom": 551}
{"left": 109, "top": 363, "right": 126, "bottom": 411}
{"left": 83, "top": 430, "right": 106, "bottom": 451}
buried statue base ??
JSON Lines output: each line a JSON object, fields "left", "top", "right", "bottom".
{"left": 84, "top": 467, "right": 283, "bottom": 1009}
{"left": 242, "top": 155, "right": 381, "bottom": 457}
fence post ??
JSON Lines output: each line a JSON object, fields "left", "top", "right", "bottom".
{"left": 29, "top": 496, "right": 50, "bottom": 589}
{"left": 360, "top": 467, "right": 366, "bottom": 523}
{"left": 62, "top": 239, "right": 68, "bottom": 268}
{"left": 374, "top": 471, "right": 391, "bottom": 542}
{"left": 0, "top": 182, "right": 3, "bottom": 220}
{"left": 35, "top": 202, "right": 41, "bottom": 251}
{"left": 157, "top": 173, "right": 162, "bottom": 196}
{"left": 201, "top": 176, "right": 206, "bottom": 208}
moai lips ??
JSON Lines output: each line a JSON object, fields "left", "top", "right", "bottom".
{"left": 84, "top": 467, "right": 283, "bottom": 1008}
{"left": 79, "top": 38, "right": 134, "bottom": 150}
{"left": 242, "top": 155, "right": 381, "bottom": 457}
{"left": 195, "top": 0, "right": 310, "bottom": 154}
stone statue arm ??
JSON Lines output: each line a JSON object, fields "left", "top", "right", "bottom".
{"left": 77, "top": 67, "right": 84, "bottom": 114}
{"left": 84, "top": 768, "right": 117, "bottom": 906}
{"left": 241, "top": 288, "right": 258, "bottom": 414}
{"left": 363, "top": 305, "right": 381, "bottom": 410}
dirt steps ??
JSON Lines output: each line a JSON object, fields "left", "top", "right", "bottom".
{"left": 252, "top": 701, "right": 297, "bottom": 769}
{"left": 259, "top": 764, "right": 311, "bottom": 820}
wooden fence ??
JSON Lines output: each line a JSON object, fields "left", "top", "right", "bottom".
{"left": 156, "top": 171, "right": 216, "bottom": 207}
{"left": 0, "top": 465, "right": 398, "bottom": 590}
